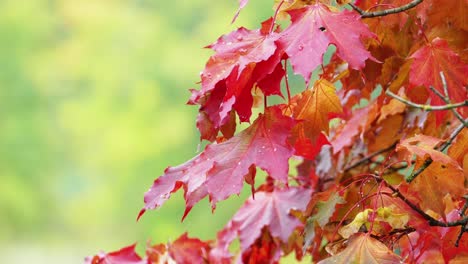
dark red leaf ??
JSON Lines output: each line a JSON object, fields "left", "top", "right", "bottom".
{"left": 168, "top": 233, "right": 211, "bottom": 264}
{"left": 295, "top": 132, "right": 330, "bottom": 160}
{"left": 192, "top": 18, "right": 283, "bottom": 127}
{"left": 85, "top": 244, "right": 144, "bottom": 264}
{"left": 409, "top": 38, "right": 468, "bottom": 122}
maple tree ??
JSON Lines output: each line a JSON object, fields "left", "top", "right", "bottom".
{"left": 87, "top": 0, "right": 468, "bottom": 263}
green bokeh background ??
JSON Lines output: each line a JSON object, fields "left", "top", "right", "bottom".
{"left": 0, "top": 0, "right": 277, "bottom": 262}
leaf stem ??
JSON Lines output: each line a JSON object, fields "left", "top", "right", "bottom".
{"left": 270, "top": 0, "right": 285, "bottom": 33}
{"left": 284, "top": 59, "right": 292, "bottom": 103}
{"left": 349, "top": 0, "right": 423, "bottom": 18}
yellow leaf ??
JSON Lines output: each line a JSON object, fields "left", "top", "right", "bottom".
{"left": 338, "top": 209, "right": 370, "bottom": 239}
{"left": 339, "top": 207, "right": 409, "bottom": 238}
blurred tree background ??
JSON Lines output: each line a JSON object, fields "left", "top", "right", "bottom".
{"left": 0, "top": 0, "right": 272, "bottom": 262}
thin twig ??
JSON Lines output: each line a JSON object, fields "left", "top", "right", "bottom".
{"left": 460, "top": 196, "right": 468, "bottom": 217}
{"left": 383, "top": 162, "right": 410, "bottom": 174}
{"left": 399, "top": 72, "right": 468, "bottom": 183}
{"left": 370, "top": 227, "right": 416, "bottom": 240}
{"left": 405, "top": 158, "right": 432, "bottom": 183}
{"left": 387, "top": 184, "right": 468, "bottom": 228}
{"left": 349, "top": 0, "right": 423, "bottom": 18}
{"left": 428, "top": 72, "right": 468, "bottom": 126}
{"left": 455, "top": 196, "right": 468, "bottom": 247}
{"left": 344, "top": 143, "right": 397, "bottom": 172}
{"left": 406, "top": 120, "right": 467, "bottom": 182}
{"left": 386, "top": 90, "right": 468, "bottom": 111}
{"left": 428, "top": 86, "right": 446, "bottom": 100}
{"left": 455, "top": 224, "right": 466, "bottom": 247}
{"left": 284, "top": 59, "right": 292, "bottom": 103}
{"left": 439, "top": 121, "right": 466, "bottom": 152}
{"left": 348, "top": 3, "right": 365, "bottom": 15}
{"left": 440, "top": 72, "right": 450, "bottom": 99}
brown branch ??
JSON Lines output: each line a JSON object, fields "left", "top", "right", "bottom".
{"left": 386, "top": 184, "right": 468, "bottom": 228}
{"left": 455, "top": 224, "right": 467, "bottom": 247}
{"left": 386, "top": 73, "right": 467, "bottom": 182}
{"left": 384, "top": 163, "right": 410, "bottom": 173}
{"left": 388, "top": 227, "right": 417, "bottom": 237}
{"left": 439, "top": 121, "right": 466, "bottom": 152}
{"left": 428, "top": 85, "right": 446, "bottom": 100}
{"left": 349, "top": 0, "right": 423, "bottom": 18}
{"left": 460, "top": 196, "right": 468, "bottom": 217}
{"left": 455, "top": 196, "right": 468, "bottom": 247}
{"left": 344, "top": 143, "right": 397, "bottom": 172}
{"left": 370, "top": 227, "right": 416, "bottom": 240}
{"left": 406, "top": 120, "right": 467, "bottom": 182}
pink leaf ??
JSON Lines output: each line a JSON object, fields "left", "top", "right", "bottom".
{"left": 211, "top": 187, "right": 312, "bottom": 257}
{"left": 280, "top": 3, "right": 376, "bottom": 83}
{"left": 139, "top": 107, "right": 295, "bottom": 220}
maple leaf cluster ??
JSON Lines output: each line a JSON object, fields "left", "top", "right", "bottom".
{"left": 88, "top": 0, "right": 468, "bottom": 263}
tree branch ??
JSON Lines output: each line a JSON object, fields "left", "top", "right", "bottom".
{"left": 428, "top": 72, "right": 468, "bottom": 127}
{"left": 455, "top": 224, "right": 466, "bottom": 247}
{"left": 439, "top": 121, "right": 466, "bottom": 152}
{"left": 406, "top": 120, "right": 467, "bottom": 182}
{"left": 349, "top": 0, "right": 423, "bottom": 18}
{"left": 386, "top": 184, "right": 468, "bottom": 228}
{"left": 386, "top": 90, "right": 468, "bottom": 111}
{"left": 460, "top": 196, "right": 468, "bottom": 217}
{"left": 344, "top": 143, "right": 397, "bottom": 172}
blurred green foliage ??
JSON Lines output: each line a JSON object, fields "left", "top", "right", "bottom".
{"left": 0, "top": 0, "right": 274, "bottom": 261}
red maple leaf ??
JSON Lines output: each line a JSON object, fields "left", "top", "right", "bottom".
{"left": 167, "top": 233, "right": 211, "bottom": 264}
{"left": 295, "top": 132, "right": 330, "bottom": 160}
{"left": 241, "top": 232, "right": 282, "bottom": 264}
{"left": 139, "top": 107, "right": 295, "bottom": 220}
{"left": 85, "top": 244, "right": 144, "bottom": 264}
{"left": 211, "top": 187, "right": 312, "bottom": 258}
{"left": 409, "top": 37, "right": 468, "bottom": 122}
{"left": 191, "top": 18, "right": 284, "bottom": 128}
{"left": 279, "top": 3, "right": 376, "bottom": 83}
